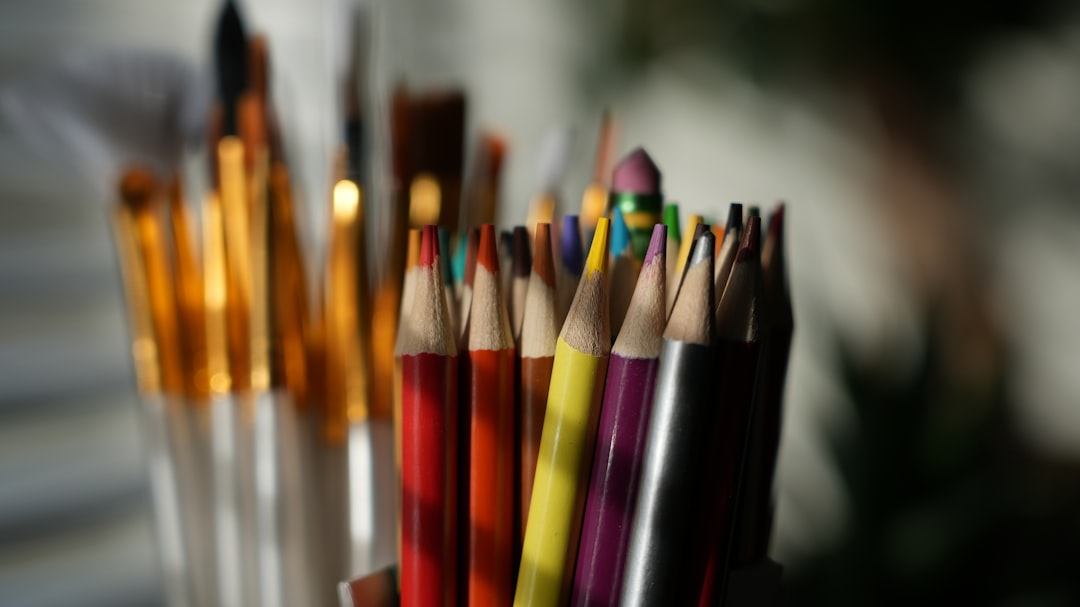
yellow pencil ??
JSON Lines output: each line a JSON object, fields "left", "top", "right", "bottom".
{"left": 668, "top": 213, "right": 703, "bottom": 314}
{"left": 515, "top": 217, "right": 611, "bottom": 607}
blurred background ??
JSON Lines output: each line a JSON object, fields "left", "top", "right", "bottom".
{"left": 2, "top": 0, "right": 1080, "bottom": 605}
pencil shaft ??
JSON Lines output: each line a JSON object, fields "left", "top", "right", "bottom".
{"left": 518, "top": 356, "right": 554, "bottom": 540}
{"left": 621, "top": 340, "right": 715, "bottom": 607}
{"left": 401, "top": 352, "right": 458, "bottom": 607}
{"left": 468, "top": 348, "right": 516, "bottom": 607}
{"left": 515, "top": 340, "right": 608, "bottom": 607}
{"left": 697, "top": 340, "right": 761, "bottom": 607}
{"left": 572, "top": 354, "right": 660, "bottom": 607}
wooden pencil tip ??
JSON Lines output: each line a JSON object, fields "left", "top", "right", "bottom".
{"left": 420, "top": 225, "right": 438, "bottom": 268}
{"left": 512, "top": 226, "right": 532, "bottom": 278}
{"left": 478, "top": 224, "right": 499, "bottom": 273}
{"left": 586, "top": 216, "right": 610, "bottom": 275}
{"left": 643, "top": 224, "right": 667, "bottom": 266}
{"left": 532, "top": 223, "right": 556, "bottom": 287}
{"left": 737, "top": 216, "right": 761, "bottom": 263}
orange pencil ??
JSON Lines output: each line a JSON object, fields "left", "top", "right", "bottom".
{"left": 467, "top": 225, "right": 517, "bottom": 607}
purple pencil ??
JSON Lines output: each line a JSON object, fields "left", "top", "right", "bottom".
{"left": 570, "top": 225, "right": 668, "bottom": 607}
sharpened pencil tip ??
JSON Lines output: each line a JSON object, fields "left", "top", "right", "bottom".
{"left": 643, "top": 224, "right": 667, "bottom": 266}
{"left": 586, "top": 216, "right": 610, "bottom": 275}
{"left": 690, "top": 229, "right": 715, "bottom": 267}
{"left": 420, "top": 225, "right": 438, "bottom": 268}
{"left": 512, "top": 226, "right": 531, "bottom": 278}
{"left": 532, "top": 223, "right": 556, "bottom": 287}
{"left": 737, "top": 216, "right": 761, "bottom": 263}
{"left": 561, "top": 215, "right": 583, "bottom": 274}
{"left": 478, "top": 224, "right": 499, "bottom": 273}
{"left": 726, "top": 203, "right": 743, "bottom": 231}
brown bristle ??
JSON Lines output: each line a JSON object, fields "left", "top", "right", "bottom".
{"left": 119, "top": 168, "right": 157, "bottom": 207}
{"left": 408, "top": 90, "right": 466, "bottom": 230}
{"left": 248, "top": 35, "right": 269, "bottom": 100}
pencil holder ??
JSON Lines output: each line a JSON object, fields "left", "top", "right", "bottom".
{"left": 337, "top": 562, "right": 783, "bottom": 607}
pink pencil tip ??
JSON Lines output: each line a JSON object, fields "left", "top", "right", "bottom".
{"left": 420, "top": 225, "right": 438, "bottom": 267}
{"left": 643, "top": 224, "right": 667, "bottom": 266}
{"left": 611, "top": 147, "right": 661, "bottom": 195}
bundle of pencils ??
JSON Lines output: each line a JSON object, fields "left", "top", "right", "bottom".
{"left": 389, "top": 151, "right": 794, "bottom": 607}
{"left": 108, "top": 7, "right": 793, "bottom": 607}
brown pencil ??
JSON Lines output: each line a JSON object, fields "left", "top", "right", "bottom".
{"left": 518, "top": 223, "right": 558, "bottom": 541}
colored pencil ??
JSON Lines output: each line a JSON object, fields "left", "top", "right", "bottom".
{"left": 713, "top": 204, "right": 743, "bottom": 298}
{"left": 610, "top": 148, "right": 662, "bottom": 259}
{"left": 697, "top": 217, "right": 764, "bottom": 607}
{"left": 557, "top": 215, "right": 584, "bottom": 323}
{"left": 515, "top": 217, "right": 611, "bottom": 607}
{"left": 572, "top": 224, "right": 668, "bottom": 607}
{"left": 608, "top": 208, "right": 640, "bottom": 337}
{"left": 662, "top": 203, "right": 681, "bottom": 312}
{"left": 394, "top": 228, "right": 424, "bottom": 479}
{"left": 730, "top": 205, "right": 792, "bottom": 565}
{"left": 621, "top": 229, "right": 716, "bottom": 607}
{"left": 518, "top": 223, "right": 558, "bottom": 542}
{"left": 467, "top": 225, "right": 517, "bottom": 607}
{"left": 460, "top": 227, "right": 482, "bottom": 341}
{"left": 400, "top": 226, "right": 459, "bottom": 607}
{"left": 509, "top": 226, "right": 531, "bottom": 341}
{"left": 669, "top": 213, "right": 703, "bottom": 314}
{"left": 439, "top": 227, "right": 461, "bottom": 339}
{"left": 500, "top": 230, "right": 514, "bottom": 310}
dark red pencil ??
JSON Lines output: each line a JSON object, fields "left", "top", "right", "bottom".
{"left": 400, "top": 226, "right": 459, "bottom": 607}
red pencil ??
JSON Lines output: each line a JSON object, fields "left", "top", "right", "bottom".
{"left": 400, "top": 226, "right": 459, "bottom": 607}
{"left": 698, "top": 217, "right": 763, "bottom": 607}
{"left": 467, "top": 225, "right": 517, "bottom": 607}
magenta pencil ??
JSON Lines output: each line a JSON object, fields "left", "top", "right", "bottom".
{"left": 571, "top": 225, "right": 668, "bottom": 607}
